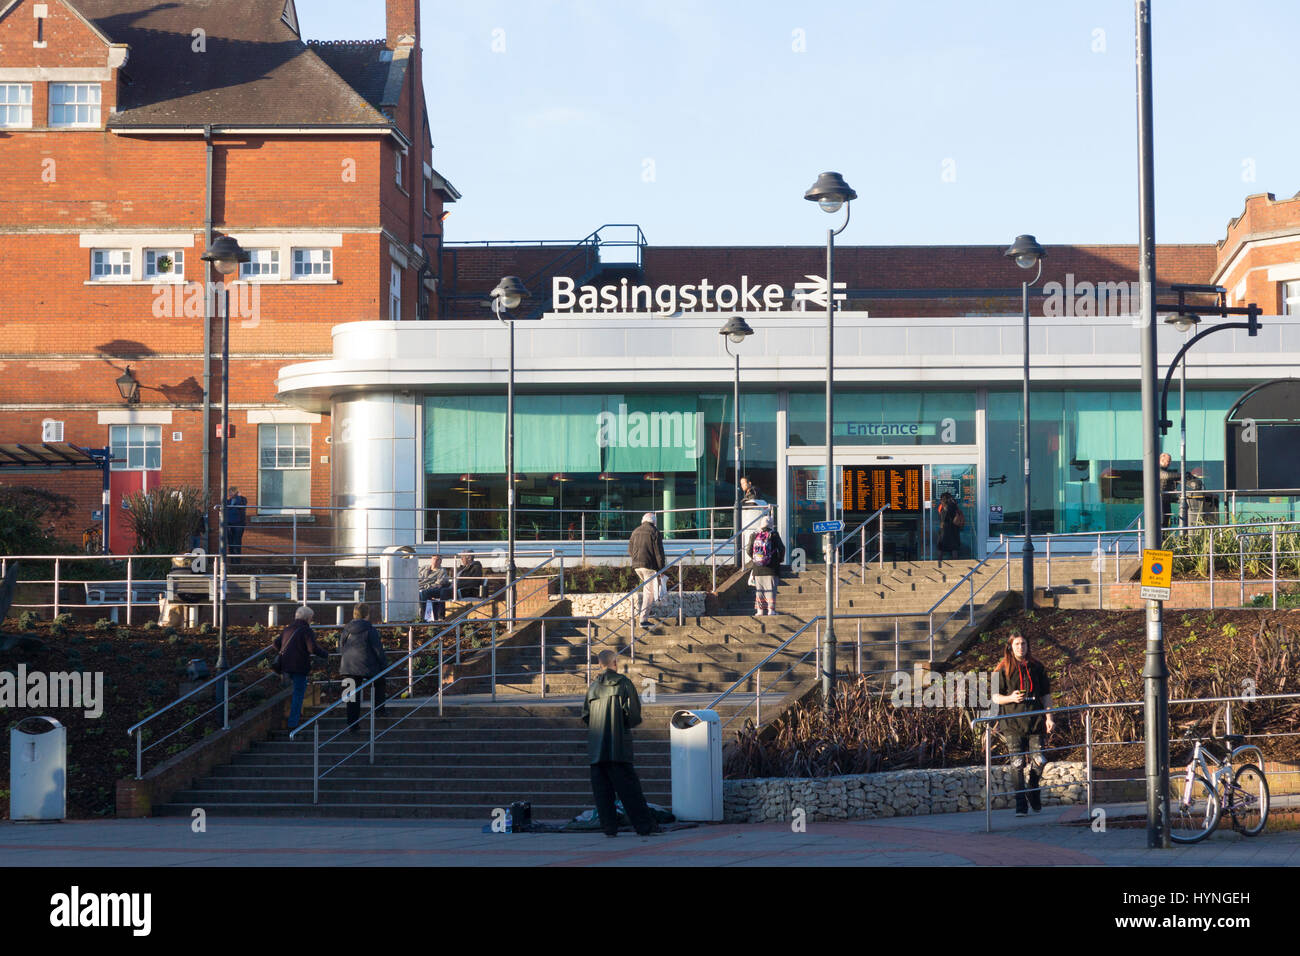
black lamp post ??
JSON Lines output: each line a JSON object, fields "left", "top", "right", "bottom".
{"left": 200, "top": 234, "right": 249, "bottom": 688}
{"left": 490, "top": 275, "right": 528, "bottom": 626}
{"left": 1004, "top": 234, "right": 1045, "bottom": 611}
{"left": 804, "top": 171, "right": 856, "bottom": 710}
{"left": 719, "top": 315, "right": 754, "bottom": 545}
{"left": 116, "top": 366, "right": 140, "bottom": 404}
{"left": 1163, "top": 312, "right": 1200, "bottom": 529}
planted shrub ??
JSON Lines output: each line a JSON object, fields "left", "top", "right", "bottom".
{"left": 17, "top": 610, "right": 39, "bottom": 630}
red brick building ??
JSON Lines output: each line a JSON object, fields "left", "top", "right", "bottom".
{"left": 0, "top": 0, "right": 457, "bottom": 551}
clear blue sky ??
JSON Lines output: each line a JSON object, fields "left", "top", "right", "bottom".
{"left": 302, "top": 0, "right": 1300, "bottom": 247}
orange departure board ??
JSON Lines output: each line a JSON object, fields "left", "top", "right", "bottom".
{"left": 842, "top": 466, "right": 923, "bottom": 512}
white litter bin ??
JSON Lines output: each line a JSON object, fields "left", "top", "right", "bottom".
{"left": 10, "top": 717, "right": 66, "bottom": 821}
{"left": 380, "top": 545, "right": 419, "bottom": 622}
{"left": 670, "top": 709, "right": 723, "bottom": 821}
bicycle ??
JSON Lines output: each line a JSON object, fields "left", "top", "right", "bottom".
{"left": 1166, "top": 726, "right": 1269, "bottom": 844}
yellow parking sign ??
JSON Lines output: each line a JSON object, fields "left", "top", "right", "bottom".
{"left": 1141, "top": 548, "right": 1173, "bottom": 600}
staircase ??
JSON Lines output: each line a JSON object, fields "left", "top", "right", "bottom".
{"left": 151, "top": 559, "right": 1011, "bottom": 820}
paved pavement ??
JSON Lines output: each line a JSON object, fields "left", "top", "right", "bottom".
{"left": 3, "top": 802, "right": 1298, "bottom": 866}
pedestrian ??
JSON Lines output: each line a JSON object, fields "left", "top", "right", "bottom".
{"left": 338, "top": 603, "right": 387, "bottom": 734}
{"left": 1158, "top": 452, "right": 1178, "bottom": 528}
{"left": 582, "top": 649, "right": 658, "bottom": 837}
{"left": 419, "top": 554, "right": 452, "bottom": 620}
{"left": 273, "top": 605, "right": 329, "bottom": 732}
{"left": 225, "top": 486, "right": 247, "bottom": 559}
{"left": 746, "top": 515, "right": 785, "bottom": 615}
{"left": 991, "top": 631, "right": 1055, "bottom": 816}
{"left": 191, "top": 511, "right": 207, "bottom": 552}
{"left": 627, "top": 512, "right": 665, "bottom": 626}
{"left": 740, "top": 475, "right": 763, "bottom": 503}
{"left": 937, "top": 491, "right": 964, "bottom": 560}
{"left": 455, "top": 551, "right": 485, "bottom": 599}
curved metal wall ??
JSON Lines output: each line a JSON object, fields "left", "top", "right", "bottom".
{"left": 331, "top": 393, "right": 419, "bottom": 557}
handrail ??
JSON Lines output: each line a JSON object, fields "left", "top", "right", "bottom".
{"left": 289, "top": 554, "right": 562, "bottom": 740}
{"left": 125, "top": 642, "right": 274, "bottom": 738}
{"left": 834, "top": 504, "right": 889, "bottom": 553}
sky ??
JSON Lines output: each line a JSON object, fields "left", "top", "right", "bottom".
{"left": 301, "top": 0, "right": 1300, "bottom": 248}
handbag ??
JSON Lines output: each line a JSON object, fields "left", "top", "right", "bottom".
{"left": 271, "top": 625, "right": 300, "bottom": 674}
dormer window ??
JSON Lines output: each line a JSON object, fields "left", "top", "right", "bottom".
{"left": 49, "top": 83, "right": 101, "bottom": 127}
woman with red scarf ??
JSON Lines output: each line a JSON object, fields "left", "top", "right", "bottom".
{"left": 992, "top": 632, "right": 1056, "bottom": 816}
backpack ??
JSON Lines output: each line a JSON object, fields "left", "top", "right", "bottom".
{"left": 752, "top": 529, "right": 772, "bottom": 566}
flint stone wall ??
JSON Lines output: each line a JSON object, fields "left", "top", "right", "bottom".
{"left": 722, "top": 763, "right": 1094, "bottom": 822}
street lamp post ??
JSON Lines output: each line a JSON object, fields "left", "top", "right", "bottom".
{"left": 1163, "top": 313, "right": 1200, "bottom": 529}
{"left": 200, "top": 235, "right": 249, "bottom": 694}
{"left": 719, "top": 315, "right": 754, "bottom": 547}
{"left": 804, "top": 171, "right": 856, "bottom": 710}
{"left": 490, "top": 276, "right": 528, "bottom": 627}
{"left": 1004, "top": 235, "right": 1046, "bottom": 611}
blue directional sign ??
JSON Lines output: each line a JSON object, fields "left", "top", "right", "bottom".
{"left": 812, "top": 520, "right": 844, "bottom": 534}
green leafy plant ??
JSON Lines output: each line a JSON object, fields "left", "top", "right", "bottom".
{"left": 92, "top": 617, "right": 114, "bottom": 633}
{"left": 17, "top": 610, "right": 39, "bottom": 630}
{"left": 120, "top": 485, "right": 207, "bottom": 557}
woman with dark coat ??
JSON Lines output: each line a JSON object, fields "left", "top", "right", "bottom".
{"left": 937, "top": 492, "right": 963, "bottom": 560}
{"left": 338, "top": 603, "right": 387, "bottom": 732}
{"left": 273, "top": 605, "right": 329, "bottom": 731}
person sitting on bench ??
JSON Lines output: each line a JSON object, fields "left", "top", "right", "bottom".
{"left": 456, "top": 552, "right": 485, "bottom": 599}
{"left": 419, "top": 554, "right": 452, "bottom": 620}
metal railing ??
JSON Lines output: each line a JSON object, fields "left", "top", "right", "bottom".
{"left": 124, "top": 556, "right": 564, "bottom": 780}
{"left": 973, "top": 690, "right": 1300, "bottom": 832}
{"left": 832, "top": 504, "right": 890, "bottom": 605}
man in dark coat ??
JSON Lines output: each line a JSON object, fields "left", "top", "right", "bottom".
{"left": 582, "top": 650, "right": 657, "bottom": 837}
{"left": 628, "top": 513, "right": 666, "bottom": 626}
{"left": 338, "top": 603, "right": 387, "bottom": 732}
{"left": 273, "top": 605, "right": 330, "bottom": 731}
{"left": 225, "top": 487, "right": 247, "bottom": 559}
{"left": 456, "top": 552, "right": 485, "bottom": 599}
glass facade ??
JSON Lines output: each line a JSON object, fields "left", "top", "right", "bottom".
{"left": 423, "top": 392, "right": 776, "bottom": 541}
{"left": 986, "top": 389, "right": 1238, "bottom": 535}
{"left": 419, "top": 386, "right": 1243, "bottom": 547}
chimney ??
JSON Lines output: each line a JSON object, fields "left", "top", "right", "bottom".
{"left": 386, "top": 0, "right": 419, "bottom": 49}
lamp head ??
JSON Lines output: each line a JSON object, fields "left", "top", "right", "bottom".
{"left": 804, "top": 172, "right": 857, "bottom": 214}
{"left": 1004, "top": 234, "right": 1046, "bottom": 270}
{"left": 719, "top": 314, "right": 754, "bottom": 344}
{"left": 202, "top": 235, "right": 251, "bottom": 275}
{"left": 490, "top": 275, "right": 529, "bottom": 311}
{"left": 115, "top": 365, "right": 140, "bottom": 404}
{"left": 1164, "top": 312, "right": 1201, "bottom": 333}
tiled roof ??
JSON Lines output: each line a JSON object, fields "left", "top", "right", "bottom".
{"left": 308, "top": 39, "right": 399, "bottom": 112}
{"left": 67, "top": 0, "right": 393, "bottom": 127}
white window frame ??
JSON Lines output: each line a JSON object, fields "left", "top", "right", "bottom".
{"left": 394, "top": 147, "right": 403, "bottom": 189}
{"left": 291, "top": 247, "right": 332, "bottom": 279}
{"left": 240, "top": 248, "right": 281, "bottom": 280}
{"left": 1283, "top": 281, "right": 1300, "bottom": 317}
{"left": 258, "top": 423, "right": 311, "bottom": 513}
{"left": 109, "top": 424, "right": 161, "bottom": 471}
{"left": 91, "top": 249, "right": 132, "bottom": 281}
{"left": 390, "top": 263, "right": 402, "bottom": 320}
{"left": 143, "top": 248, "right": 185, "bottom": 281}
{"left": 48, "top": 82, "right": 101, "bottom": 127}
{"left": 0, "top": 83, "right": 33, "bottom": 128}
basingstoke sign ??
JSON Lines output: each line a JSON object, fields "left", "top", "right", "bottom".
{"left": 552, "top": 274, "right": 846, "bottom": 316}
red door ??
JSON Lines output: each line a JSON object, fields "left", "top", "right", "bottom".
{"left": 107, "top": 425, "right": 162, "bottom": 554}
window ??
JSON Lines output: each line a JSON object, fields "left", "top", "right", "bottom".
{"left": 0, "top": 84, "right": 32, "bottom": 128}
{"left": 240, "top": 248, "right": 281, "bottom": 279}
{"left": 390, "top": 264, "right": 402, "bottom": 320}
{"left": 1283, "top": 281, "right": 1300, "bottom": 316}
{"left": 394, "top": 149, "right": 402, "bottom": 188}
{"left": 292, "top": 248, "right": 332, "bottom": 278}
{"left": 49, "top": 83, "right": 101, "bottom": 127}
{"left": 258, "top": 424, "right": 311, "bottom": 512}
{"left": 92, "top": 249, "right": 132, "bottom": 280}
{"left": 423, "top": 170, "right": 431, "bottom": 213}
{"left": 144, "top": 249, "right": 184, "bottom": 280}
{"left": 109, "top": 425, "right": 161, "bottom": 471}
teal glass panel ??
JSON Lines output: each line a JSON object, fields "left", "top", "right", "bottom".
{"left": 789, "top": 390, "right": 976, "bottom": 446}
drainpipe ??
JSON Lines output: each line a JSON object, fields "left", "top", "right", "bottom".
{"left": 202, "top": 125, "right": 213, "bottom": 533}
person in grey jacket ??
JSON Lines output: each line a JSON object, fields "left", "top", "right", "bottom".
{"left": 581, "top": 649, "right": 657, "bottom": 837}
{"left": 627, "top": 513, "right": 666, "bottom": 626}
{"left": 338, "top": 603, "right": 387, "bottom": 732}
{"left": 419, "top": 554, "right": 452, "bottom": 621}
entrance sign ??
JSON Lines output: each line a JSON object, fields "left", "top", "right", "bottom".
{"left": 1140, "top": 548, "right": 1173, "bottom": 601}
{"left": 842, "top": 466, "right": 922, "bottom": 513}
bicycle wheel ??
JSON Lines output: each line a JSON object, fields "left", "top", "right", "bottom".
{"left": 1226, "top": 764, "right": 1269, "bottom": 837}
{"left": 1166, "top": 772, "right": 1219, "bottom": 844}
